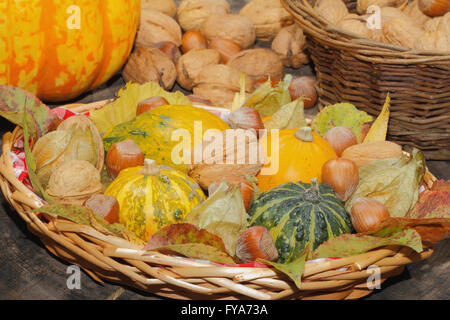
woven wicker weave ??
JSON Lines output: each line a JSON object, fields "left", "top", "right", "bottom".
{"left": 0, "top": 100, "right": 436, "bottom": 300}
{"left": 282, "top": 0, "right": 450, "bottom": 160}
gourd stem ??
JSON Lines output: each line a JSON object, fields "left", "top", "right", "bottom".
{"left": 302, "top": 178, "right": 321, "bottom": 204}
{"left": 309, "top": 178, "right": 319, "bottom": 193}
{"left": 294, "top": 127, "right": 314, "bottom": 142}
{"left": 141, "top": 159, "right": 160, "bottom": 176}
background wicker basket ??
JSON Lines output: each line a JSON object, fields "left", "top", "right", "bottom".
{"left": 282, "top": 0, "right": 450, "bottom": 160}
{"left": 0, "top": 100, "right": 436, "bottom": 300}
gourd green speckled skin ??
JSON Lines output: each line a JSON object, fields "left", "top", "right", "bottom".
{"left": 248, "top": 179, "right": 353, "bottom": 263}
{"left": 102, "top": 105, "right": 230, "bottom": 173}
{"left": 104, "top": 160, "right": 206, "bottom": 242}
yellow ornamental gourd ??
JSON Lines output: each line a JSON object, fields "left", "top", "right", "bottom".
{"left": 105, "top": 159, "right": 206, "bottom": 242}
{"left": 257, "top": 127, "right": 337, "bottom": 193}
{"left": 103, "top": 105, "right": 230, "bottom": 173}
{"left": 0, "top": 0, "right": 140, "bottom": 101}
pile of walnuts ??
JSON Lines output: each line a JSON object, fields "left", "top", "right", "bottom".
{"left": 122, "top": 0, "right": 311, "bottom": 109}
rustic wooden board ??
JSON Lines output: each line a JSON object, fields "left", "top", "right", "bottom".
{"left": 0, "top": 0, "right": 448, "bottom": 301}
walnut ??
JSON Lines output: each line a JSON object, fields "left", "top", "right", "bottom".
{"left": 382, "top": 17, "right": 425, "bottom": 48}
{"left": 175, "top": 48, "right": 221, "bottom": 90}
{"left": 368, "top": 7, "right": 415, "bottom": 42}
{"left": 226, "top": 48, "right": 284, "bottom": 82}
{"left": 239, "top": 0, "right": 294, "bottom": 41}
{"left": 188, "top": 129, "right": 264, "bottom": 190}
{"left": 47, "top": 160, "right": 102, "bottom": 205}
{"left": 314, "top": 0, "right": 349, "bottom": 25}
{"left": 177, "top": 0, "right": 230, "bottom": 32}
{"left": 192, "top": 64, "right": 253, "bottom": 109}
{"left": 200, "top": 13, "right": 256, "bottom": 49}
{"left": 403, "top": 0, "right": 431, "bottom": 26}
{"left": 136, "top": 9, "right": 182, "bottom": 47}
{"left": 337, "top": 14, "right": 372, "bottom": 38}
{"left": 141, "top": 0, "right": 177, "bottom": 17}
{"left": 122, "top": 46, "right": 177, "bottom": 90}
{"left": 357, "top": 0, "right": 405, "bottom": 14}
{"left": 424, "top": 16, "right": 443, "bottom": 31}
{"left": 414, "top": 30, "right": 450, "bottom": 52}
{"left": 271, "top": 24, "right": 309, "bottom": 68}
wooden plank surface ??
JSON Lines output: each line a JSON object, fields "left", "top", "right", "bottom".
{"left": 0, "top": 0, "right": 448, "bottom": 300}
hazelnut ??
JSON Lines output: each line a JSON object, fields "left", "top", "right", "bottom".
{"left": 181, "top": 30, "right": 208, "bottom": 53}
{"left": 153, "top": 41, "right": 182, "bottom": 65}
{"left": 207, "top": 38, "right": 242, "bottom": 64}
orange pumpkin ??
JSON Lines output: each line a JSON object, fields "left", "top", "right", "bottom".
{"left": 257, "top": 126, "right": 337, "bottom": 192}
{"left": 0, "top": 0, "right": 140, "bottom": 101}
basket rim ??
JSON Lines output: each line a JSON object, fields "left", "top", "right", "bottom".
{"left": 282, "top": 0, "right": 450, "bottom": 65}
{"left": 0, "top": 100, "right": 436, "bottom": 300}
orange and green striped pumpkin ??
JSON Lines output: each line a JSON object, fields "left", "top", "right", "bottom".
{"left": 104, "top": 159, "right": 206, "bottom": 242}
{"left": 0, "top": 0, "right": 140, "bottom": 101}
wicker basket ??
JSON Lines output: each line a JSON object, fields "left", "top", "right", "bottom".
{"left": 0, "top": 101, "right": 436, "bottom": 300}
{"left": 282, "top": 0, "right": 450, "bottom": 160}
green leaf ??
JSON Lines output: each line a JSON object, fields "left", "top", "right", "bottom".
{"left": 22, "top": 107, "right": 53, "bottom": 202}
{"left": 311, "top": 103, "right": 373, "bottom": 142}
{"left": 88, "top": 82, "right": 191, "bottom": 134}
{"left": 0, "top": 85, "right": 57, "bottom": 138}
{"left": 312, "top": 229, "right": 423, "bottom": 259}
{"left": 259, "top": 246, "right": 309, "bottom": 289}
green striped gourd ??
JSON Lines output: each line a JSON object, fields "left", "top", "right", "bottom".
{"left": 248, "top": 178, "right": 353, "bottom": 263}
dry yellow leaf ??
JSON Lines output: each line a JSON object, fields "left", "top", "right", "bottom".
{"left": 363, "top": 93, "right": 390, "bottom": 143}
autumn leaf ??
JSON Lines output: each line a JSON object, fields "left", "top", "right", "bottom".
{"left": 363, "top": 216, "right": 450, "bottom": 247}
{"left": 0, "top": 85, "right": 57, "bottom": 138}
{"left": 184, "top": 182, "right": 249, "bottom": 256}
{"left": 34, "top": 204, "right": 145, "bottom": 246}
{"left": 346, "top": 148, "right": 425, "bottom": 218}
{"left": 231, "top": 72, "right": 249, "bottom": 112}
{"left": 243, "top": 74, "right": 292, "bottom": 118}
{"left": 407, "top": 190, "right": 450, "bottom": 219}
{"left": 363, "top": 93, "right": 390, "bottom": 143}
{"left": 366, "top": 217, "right": 450, "bottom": 237}
{"left": 150, "top": 243, "right": 236, "bottom": 264}
{"left": 144, "top": 223, "right": 228, "bottom": 254}
{"left": 430, "top": 180, "right": 450, "bottom": 191}
{"left": 259, "top": 246, "right": 309, "bottom": 289}
{"left": 88, "top": 82, "right": 191, "bottom": 134}
{"left": 311, "top": 103, "right": 373, "bottom": 143}
{"left": 311, "top": 229, "right": 423, "bottom": 259}
{"left": 263, "top": 98, "right": 307, "bottom": 130}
